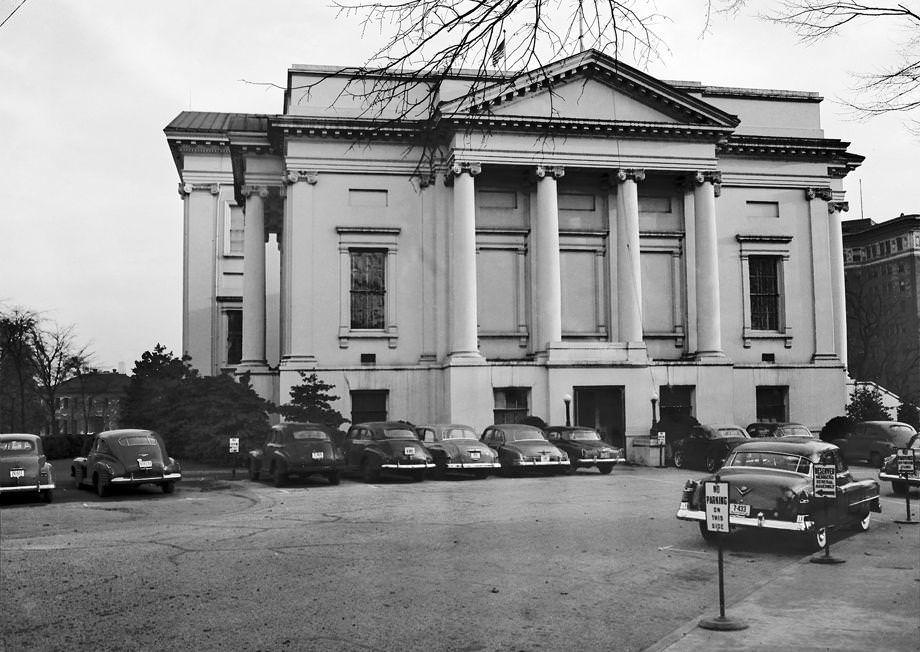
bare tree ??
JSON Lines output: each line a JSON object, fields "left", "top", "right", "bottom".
{"left": 29, "top": 321, "right": 91, "bottom": 436}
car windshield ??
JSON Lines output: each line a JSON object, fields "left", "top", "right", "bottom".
{"left": 560, "top": 429, "right": 601, "bottom": 441}
{"left": 715, "top": 428, "right": 747, "bottom": 439}
{"left": 781, "top": 425, "right": 813, "bottom": 438}
{"left": 727, "top": 451, "right": 812, "bottom": 474}
{"left": 909, "top": 435, "right": 920, "bottom": 450}
{"left": 118, "top": 435, "right": 161, "bottom": 448}
{"left": 507, "top": 430, "right": 546, "bottom": 442}
{"left": 0, "top": 439, "right": 34, "bottom": 453}
{"left": 747, "top": 426, "right": 774, "bottom": 437}
{"left": 290, "top": 430, "right": 330, "bottom": 441}
{"left": 382, "top": 428, "right": 418, "bottom": 440}
{"left": 441, "top": 427, "right": 477, "bottom": 440}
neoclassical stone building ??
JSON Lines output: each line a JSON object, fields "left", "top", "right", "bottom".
{"left": 165, "top": 51, "right": 861, "bottom": 456}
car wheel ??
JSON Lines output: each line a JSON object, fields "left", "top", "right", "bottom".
{"left": 891, "top": 480, "right": 907, "bottom": 496}
{"left": 95, "top": 475, "right": 109, "bottom": 498}
{"left": 42, "top": 489, "right": 53, "bottom": 504}
{"left": 273, "top": 464, "right": 287, "bottom": 487}
{"left": 869, "top": 452, "right": 882, "bottom": 469}
{"left": 698, "top": 521, "right": 719, "bottom": 543}
{"left": 807, "top": 527, "right": 828, "bottom": 552}
{"left": 327, "top": 471, "right": 340, "bottom": 486}
{"left": 704, "top": 453, "right": 720, "bottom": 473}
{"left": 567, "top": 462, "right": 578, "bottom": 475}
{"left": 854, "top": 511, "right": 871, "bottom": 532}
{"left": 248, "top": 461, "right": 260, "bottom": 482}
{"left": 361, "top": 460, "right": 380, "bottom": 483}
{"left": 673, "top": 450, "right": 685, "bottom": 469}
{"left": 162, "top": 481, "right": 175, "bottom": 494}
{"left": 598, "top": 464, "right": 614, "bottom": 475}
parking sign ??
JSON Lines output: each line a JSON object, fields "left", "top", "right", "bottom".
{"left": 897, "top": 449, "right": 917, "bottom": 473}
{"left": 813, "top": 464, "right": 836, "bottom": 498}
{"left": 704, "top": 481, "right": 730, "bottom": 533}
{"left": 229, "top": 437, "right": 240, "bottom": 453}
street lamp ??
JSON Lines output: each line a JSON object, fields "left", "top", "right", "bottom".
{"left": 650, "top": 391, "right": 659, "bottom": 428}
{"left": 563, "top": 393, "right": 572, "bottom": 427}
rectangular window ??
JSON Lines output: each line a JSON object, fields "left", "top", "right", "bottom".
{"left": 350, "top": 390, "right": 388, "bottom": 423}
{"left": 493, "top": 388, "right": 530, "bottom": 424}
{"left": 659, "top": 386, "right": 694, "bottom": 420}
{"left": 350, "top": 250, "right": 386, "bottom": 329}
{"left": 225, "top": 203, "right": 244, "bottom": 255}
{"left": 749, "top": 256, "right": 780, "bottom": 330}
{"left": 226, "top": 310, "right": 242, "bottom": 365}
{"left": 756, "top": 386, "right": 788, "bottom": 422}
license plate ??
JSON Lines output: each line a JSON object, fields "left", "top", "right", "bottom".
{"left": 10, "top": 469, "right": 24, "bottom": 478}
{"left": 138, "top": 459, "right": 152, "bottom": 469}
{"left": 729, "top": 503, "right": 750, "bottom": 517}
{"left": 540, "top": 455, "right": 549, "bottom": 464}
{"left": 469, "top": 450, "right": 481, "bottom": 460}
{"left": 312, "top": 451, "right": 324, "bottom": 460}
{"left": 404, "top": 447, "right": 415, "bottom": 456}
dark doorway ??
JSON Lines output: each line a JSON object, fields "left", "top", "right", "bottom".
{"left": 574, "top": 386, "right": 626, "bottom": 447}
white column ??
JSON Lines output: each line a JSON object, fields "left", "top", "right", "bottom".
{"left": 615, "top": 168, "right": 645, "bottom": 343}
{"left": 241, "top": 184, "right": 268, "bottom": 367}
{"left": 534, "top": 165, "right": 564, "bottom": 350}
{"left": 693, "top": 171, "right": 723, "bottom": 357}
{"left": 828, "top": 200, "right": 849, "bottom": 367}
{"left": 808, "top": 187, "right": 838, "bottom": 361}
{"left": 449, "top": 162, "right": 482, "bottom": 357}
{"left": 281, "top": 170, "right": 318, "bottom": 367}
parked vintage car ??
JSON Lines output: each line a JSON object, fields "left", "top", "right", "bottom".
{"left": 249, "top": 422, "right": 344, "bottom": 486}
{"left": 416, "top": 424, "right": 500, "bottom": 478}
{"left": 879, "top": 433, "right": 920, "bottom": 495}
{"left": 746, "top": 422, "right": 814, "bottom": 439}
{"left": 677, "top": 437, "right": 881, "bottom": 551}
{"left": 543, "top": 426, "right": 624, "bottom": 474}
{"left": 480, "top": 424, "right": 570, "bottom": 475}
{"left": 832, "top": 420, "right": 918, "bottom": 468}
{"left": 672, "top": 424, "right": 750, "bottom": 472}
{"left": 342, "top": 421, "right": 434, "bottom": 482}
{"left": 0, "top": 433, "right": 54, "bottom": 503}
{"left": 72, "top": 429, "right": 181, "bottom": 497}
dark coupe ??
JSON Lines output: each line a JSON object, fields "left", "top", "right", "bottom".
{"left": 72, "top": 429, "right": 181, "bottom": 497}
{"left": 416, "top": 424, "right": 500, "bottom": 478}
{"left": 879, "top": 433, "right": 920, "bottom": 495}
{"left": 677, "top": 437, "right": 881, "bottom": 551}
{"left": 248, "top": 422, "right": 344, "bottom": 486}
{"left": 342, "top": 421, "right": 434, "bottom": 482}
{"left": 480, "top": 424, "right": 570, "bottom": 475}
{"left": 672, "top": 423, "right": 750, "bottom": 472}
{"left": 0, "top": 433, "right": 54, "bottom": 503}
{"left": 544, "top": 426, "right": 624, "bottom": 474}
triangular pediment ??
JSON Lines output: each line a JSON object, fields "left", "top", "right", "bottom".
{"left": 440, "top": 50, "right": 739, "bottom": 129}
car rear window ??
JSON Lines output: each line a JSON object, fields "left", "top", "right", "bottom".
{"left": 561, "top": 430, "right": 600, "bottom": 441}
{"left": 0, "top": 439, "right": 34, "bottom": 452}
{"left": 442, "top": 427, "right": 477, "bottom": 440}
{"left": 781, "top": 425, "right": 813, "bottom": 438}
{"left": 291, "top": 430, "right": 330, "bottom": 441}
{"left": 118, "top": 436, "right": 160, "bottom": 447}
{"left": 382, "top": 428, "right": 418, "bottom": 440}
{"left": 890, "top": 424, "right": 918, "bottom": 446}
{"left": 507, "top": 430, "right": 546, "bottom": 442}
{"left": 728, "top": 451, "right": 812, "bottom": 474}
{"left": 715, "top": 429, "right": 747, "bottom": 439}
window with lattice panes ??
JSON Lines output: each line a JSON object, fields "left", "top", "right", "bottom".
{"left": 749, "top": 255, "right": 780, "bottom": 330}
{"left": 493, "top": 388, "right": 530, "bottom": 424}
{"left": 350, "top": 249, "right": 386, "bottom": 329}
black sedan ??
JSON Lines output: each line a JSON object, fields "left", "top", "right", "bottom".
{"left": 248, "top": 422, "right": 344, "bottom": 486}
{"left": 543, "top": 426, "right": 624, "bottom": 474}
{"left": 341, "top": 421, "right": 434, "bottom": 482}
{"left": 481, "top": 424, "right": 570, "bottom": 475}
{"left": 0, "top": 433, "right": 54, "bottom": 503}
{"left": 672, "top": 424, "right": 749, "bottom": 472}
{"left": 72, "top": 429, "right": 181, "bottom": 497}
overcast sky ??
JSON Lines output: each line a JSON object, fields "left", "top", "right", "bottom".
{"left": 2, "top": 0, "right": 917, "bottom": 373}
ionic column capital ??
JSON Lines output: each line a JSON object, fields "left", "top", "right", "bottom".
{"left": 615, "top": 168, "right": 645, "bottom": 183}
{"left": 692, "top": 170, "right": 722, "bottom": 197}
{"left": 451, "top": 161, "right": 482, "bottom": 177}
{"left": 241, "top": 184, "right": 270, "bottom": 199}
{"left": 805, "top": 187, "right": 833, "bottom": 202}
{"left": 828, "top": 201, "right": 850, "bottom": 214}
{"left": 535, "top": 165, "right": 565, "bottom": 180}
{"left": 284, "top": 170, "right": 319, "bottom": 185}
{"left": 178, "top": 183, "right": 220, "bottom": 197}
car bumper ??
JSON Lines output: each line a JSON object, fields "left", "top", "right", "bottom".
{"left": 111, "top": 473, "right": 182, "bottom": 485}
{"left": 446, "top": 461, "right": 501, "bottom": 470}
{"left": 574, "top": 456, "right": 625, "bottom": 464}
{"left": 879, "top": 471, "right": 920, "bottom": 486}
{"left": 288, "top": 463, "right": 342, "bottom": 474}
{"left": 507, "top": 460, "right": 570, "bottom": 467}
{"left": 0, "top": 482, "right": 55, "bottom": 494}
{"left": 380, "top": 462, "right": 434, "bottom": 471}
{"left": 676, "top": 503, "right": 813, "bottom": 532}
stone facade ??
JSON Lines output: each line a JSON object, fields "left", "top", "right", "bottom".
{"left": 165, "top": 51, "right": 861, "bottom": 458}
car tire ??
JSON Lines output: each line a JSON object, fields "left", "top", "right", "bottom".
{"left": 869, "top": 452, "right": 882, "bottom": 469}
{"left": 567, "top": 462, "right": 578, "bottom": 475}
{"left": 361, "top": 460, "right": 380, "bottom": 483}
{"left": 95, "top": 475, "right": 109, "bottom": 498}
{"left": 891, "top": 480, "right": 907, "bottom": 496}
{"left": 673, "top": 450, "right": 685, "bottom": 469}
{"left": 42, "top": 489, "right": 53, "bottom": 503}
{"left": 854, "top": 511, "right": 871, "bottom": 531}
{"left": 806, "top": 527, "right": 828, "bottom": 552}
{"left": 162, "top": 481, "right": 175, "bottom": 494}
{"left": 327, "top": 471, "right": 340, "bottom": 486}
{"left": 248, "top": 461, "right": 260, "bottom": 482}
{"left": 273, "top": 464, "right": 287, "bottom": 487}
{"left": 704, "top": 453, "right": 720, "bottom": 473}
{"left": 698, "top": 521, "right": 719, "bottom": 542}
{"left": 598, "top": 464, "right": 614, "bottom": 475}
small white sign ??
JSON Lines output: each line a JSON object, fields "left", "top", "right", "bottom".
{"left": 813, "top": 464, "right": 837, "bottom": 498}
{"left": 704, "top": 481, "right": 730, "bottom": 533}
{"left": 229, "top": 437, "right": 240, "bottom": 453}
{"left": 657, "top": 431, "right": 667, "bottom": 446}
{"left": 896, "top": 449, "right": 917, "bottom": 473}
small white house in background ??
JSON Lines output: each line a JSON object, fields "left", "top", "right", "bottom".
{"left": 165, "top": 50, "right": 862, "bottom": 460}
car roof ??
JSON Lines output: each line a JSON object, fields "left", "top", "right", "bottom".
{"left": 353, "top": 421, "right": 416, "bottom": 429}
{"left": 416, "top": 424, "right": 475, "bottom": 430}
{"left": 276, "top": 422, "right": 331, "bottom": 430}
{"left": 698, "top": 424, "right": 748, "bottom": 433}
{"left": 0, "top": 433, "right": 41, "bottom": 441}
{"left": 97, "top": 429, "right": 157, "bottom": 439}
{"left": 861, "top": 421, "right": 915, "bottom": 428}
{"left": 733, "top": 437, "right": 837, "bottom": 456}
{"left": 545, "top": 425, "right": 595, "bottom": 431}
{"left": 489, "top": 423, "right": 542, "bottom": 431}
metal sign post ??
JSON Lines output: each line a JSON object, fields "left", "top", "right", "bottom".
{"left": 894, "top": 449, "right": 918, "bottom": 525}
{"left": 698, "top": 478, "right": 747, "bottom": 631}
{"left": 810, "top": 464, "right": 844, "bottom": 564}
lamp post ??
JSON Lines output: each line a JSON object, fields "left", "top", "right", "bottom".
{"left": 563, "top": 394, "right": 572, "bottom": 427}
{"left": 650, "top": 392, "right": 659, "bottom": 428}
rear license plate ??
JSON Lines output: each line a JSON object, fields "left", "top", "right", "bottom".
{"left": 312, "top": 451, "right": 324, "bottom": 460}
{"left": 404, "top": 447, "right": 415, "bottom": 456}
{"left": 138, "top": 459, "right": 152, "bottom": 469}
{"left": 10, "top": 469, "right": 24, "bottom": 478}
{"left": 540, "top": 455, "right": 549, "bottom": 464}
{"left": 469, "top": 450, "right": 481, "bottom": 460}
{"left": 729, "top": 503, "right": 750, "bottom": 517}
